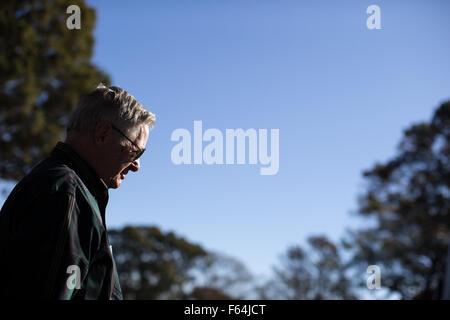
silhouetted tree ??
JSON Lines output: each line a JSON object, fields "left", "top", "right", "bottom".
{"left": 308, "top": 236, "right": 355, "bottom": 299}
{"left": 344, "top": 102, "right": 450, "bottom": 299}
{"left": 108, "top": 226, "right": 208, "bottom": 299}
{"left": 263, "top": 236, "right": 355, "bottom": 299}
{"left": 270, "top": 245, "right": 313, "bottom": 299}
{"left": 192, "top": 252, "right": 254, "bottom": 299}
{"left": 0, "top": 0, "right": 110, "bottom": 182}
{"left": 185, "top": 286, "right": 233, "bottom": 300}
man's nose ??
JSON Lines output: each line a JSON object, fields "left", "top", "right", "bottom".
{"left": 129, "top": 158, "right": 140, "bottom": 172}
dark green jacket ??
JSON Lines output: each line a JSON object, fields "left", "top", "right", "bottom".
{"left": 0, "top": 142, "right": 122, "bottom": 299}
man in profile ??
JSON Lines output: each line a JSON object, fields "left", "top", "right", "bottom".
{"left": 0, "top": 84, "right": 156, "bottom": 299}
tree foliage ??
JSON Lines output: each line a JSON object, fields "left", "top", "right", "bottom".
{"left": 190, "top": 251, "right": 254, "bottom": 299}
{"left": 0, "top": 0, "right": 110, "bottom": 181}
{"left": 108, "top": 225, "right": 259, "bottom": 300}
{"left": 262, "top": 236, "right": 355, "bottom": 299}
{"left": 185, "top": 286, "right": 233, "bottom": 300}
{"left": 108, "top": 226, "right": 208, "bottom": 299}
{"left": 344, "top": 102, "right": 450, "bottom": 299}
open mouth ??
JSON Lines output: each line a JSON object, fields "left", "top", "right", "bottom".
{"left": 120, "top": 169, "right": 128, "bottom": 180}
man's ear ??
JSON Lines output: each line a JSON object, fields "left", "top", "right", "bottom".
{"left": 93, "top": 120, "right": 111, "bottom": 146}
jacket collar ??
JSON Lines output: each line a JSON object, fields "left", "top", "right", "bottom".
{"left": 50, "top": 142, "right": 109, "bottom": 221}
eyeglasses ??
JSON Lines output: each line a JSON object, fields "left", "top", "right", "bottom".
{"left": 111, "top": 123, "right": 146, "bottom": 161}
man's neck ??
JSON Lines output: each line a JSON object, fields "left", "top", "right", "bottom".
{"left": 66, "top": 137, "right": 99, "bottom": 175}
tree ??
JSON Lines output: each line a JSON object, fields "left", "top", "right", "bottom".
{"left": 184, "top": 287, "right": 233, "bottom": 300}
{"left": 108, "top": 225, "right": 259, "bottom": 300}
{"left": 0, "top": 0, "right": 110, "bottom": 182}
{"left": 263, "top": 236, "right": 355, "bottom": 299}
{"left": 307, "top": 236, "right": 355, "bottom": 299}
{"left": 190, "top": 251, "right": 254, "bottom": 299}
{"left": 344, "top": 102, "right": 450, "bottom": 299}
{"left": 108, "top": 226, "right": 208, "bottom": 299}
{"left": 269, "top": 244, "right": 313, "bottom": 299}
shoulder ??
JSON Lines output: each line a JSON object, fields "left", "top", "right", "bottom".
{"left": 47, "top": 165, "right": 82, "bottom": 196}
{"left": 15, "top": 156, "right": 83, "bottom": 200}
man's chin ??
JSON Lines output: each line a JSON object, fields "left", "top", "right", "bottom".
{"left": 106, "top": 177, "right": 122, "bottom": 189}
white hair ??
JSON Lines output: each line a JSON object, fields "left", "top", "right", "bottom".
{"left": 66, "top": 84, "right": 155, "bottom": 141}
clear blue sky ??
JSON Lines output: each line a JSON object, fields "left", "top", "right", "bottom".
{"left": 4, "top": 0, "right": 450, "bottom": 280}
{"left": 88, "top": 0, "right": 450, "bottom": 278}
